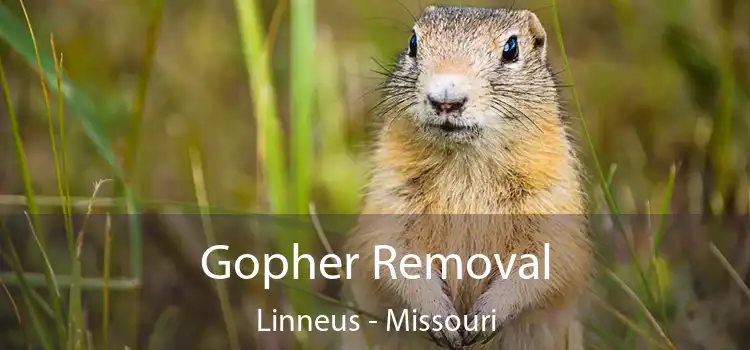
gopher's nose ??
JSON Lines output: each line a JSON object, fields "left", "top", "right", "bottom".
{"left": 427, "top": 95, "right": 467, "bottom": 114}
{"left": 426, "top": 74, "right": 469, "bottom": 114}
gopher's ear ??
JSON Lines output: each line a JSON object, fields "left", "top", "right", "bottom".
{"left": 524, "top": 11, "right": 548, "bottom": 59}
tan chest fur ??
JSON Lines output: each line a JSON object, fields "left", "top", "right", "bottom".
{"left": 358, "top": 119, "right": 585, "bottom": 312}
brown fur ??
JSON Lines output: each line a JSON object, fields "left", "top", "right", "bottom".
{"left": 342, "top": 5, "right": 592, "bottom": 349}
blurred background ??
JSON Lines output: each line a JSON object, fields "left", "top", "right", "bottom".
{"left": 0, "top": 0, "right": 749, "bottom": 349}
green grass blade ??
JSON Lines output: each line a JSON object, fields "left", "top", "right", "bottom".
{"left": 122, "top": 186, "right": 142, "bottom": 347}
{"left": 18, "top": 0, "right": 58, "bottom": 247}
{"left": 0, "top": 268, "right": 58, "bottom": 319}
{"left": 709, "top": 243, "right": 750, "bottom": 301}
{"left": 1, "top": 45, "right": 66, "bottom": 347}
{"left": 0, "top": 276, "right": 30, "bottom": 349}
{"left": 146, "top": 307, "right": 180, "bottom": 350}
{"left": 189, "top": 147, "right": 241, "bottom": 350}
{"left": 1, "top": 224, "right": 54, "bottom": 350}
{"left": 28, "top": 287, "right": 54, "bottom": 319}
{"left": 17, "top": 7, "right": 74, "bottom": 347}
{"left": 549, "top": 2, "right": 621, "bottom": 217}
{"left": 549, "top": 0, "right": 655, "bottom": 312}
{"left": 0, "top": 273, "right": 140, "bottom": 290}
{"left": 22, "top": 212, "right": 66, "bottom": 344}
{"left": 290, "top": 0, "right": 315, "bottom": 213}
{"left": 652, "top": 164, "right": 678, "bottom": 255}
{"left": 283, "top": 0, "right": 317, "bottom": 331}
{"left": 0, "top": 52, "right": 38, "bottom": 231}
{"left": 266, "top": 0, "right": 287, "bottom": 52}
{"left": 103, "top": 214, "right": 112, "bottom": 348}
{"left": 707, "top": 10, "right": 735, "bottom": 214}
{"left": 317, "top": 30, "right": 362, "bottom": 213}
{"left": 605, "top": 269, "right": 674, "bottom": 349}
{"left": 119, "top": 0, "right": 164, "bottom": 343}
{"left": 50, "top": 36, "right": 75, "bottom": 260}
{"left": 69, "top": 179, "right": 108, "bottom": 350}
{"left": 233, "top": 0, "right": 287, "bottom": 213}
{"left": 0, "top": 3, "right": 124, "bottom": 178}
{"left": 24, "top": 215, "right": 62, "bottom": 296}
{"left": 648, "top": 164, "right": 678, "bottom": 325}
{"left": 583, "top": 320, "right": 630, "bottom": 350}
{"left": 117, "top": 0, "right": 164, "bottom": 284}
{"left": 3, "top": 269, "right": 385, "bottom": 323}
{"left": 122, "top": 0, "right": 163, "bottom": 178}
{"left": 0, "top": 195, "right": 356, "bottom": 236}
{"left": 590, "top": 294, "right": 667, "bottom": 349}
{"left": 0, "top": 195, "right": 259, "bottom": 214}
{"left": 67, "top": 260, "right": 83, "bottom": 350}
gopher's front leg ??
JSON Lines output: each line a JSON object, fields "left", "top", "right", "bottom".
{"left": 462, "top": 240, "right": 589, "bottom": 348}
{"left": 461, "top": 272, "right": 525, "bottom": 346}
{"left": 383, "top": 260, "right": 463, "bottom": 349}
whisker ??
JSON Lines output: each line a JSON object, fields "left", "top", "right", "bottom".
{"left": 551, "top": 69, "right": 566, "bottom": 77}
{"left": 488, "top": 102, "right": 530, "bottom": 132}
{"left": 373, "top": 93, "right": 415, "bottom": 116}
{"left": 362, "top": 16, "right": 413, "bottom": 32}
{"left": 392, "top": 0, "right": 418, "bottom": 22}
{"left": 371, "top": 57, "right": 398, "bottom": 73}
{"left": 503, "top": 102, "right": 542, "bottom": 131}
{"left": 491, "top": 82, "right": 572, "bottom": 89}
{"left": 492, "top": 99, "right": 542, "bottom": 132}
{"left": 489, "top": 91, "right": 549, "bottom": 104}
{"left": 488, "top": 85, "right": 557, "bottom": 102}
{"left": 386, "top": 101, "right": 417, "bottom": 133}
{"left": 369, "top": 67, "right": 418, "bottom": 85}
{"left": 487, "top": 103, "right": 523, "bottom": 123}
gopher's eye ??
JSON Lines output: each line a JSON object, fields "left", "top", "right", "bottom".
{"left": 502, "top": 35, "right": 519, "bottom": 62}
{"left": 408, "top": 33, "right": 417, "bottom": 58}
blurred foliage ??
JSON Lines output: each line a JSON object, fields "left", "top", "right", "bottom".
{"left": 0, "top": 0, "right": 749, "bottom": 349}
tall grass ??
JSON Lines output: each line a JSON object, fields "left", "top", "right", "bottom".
{"left": 1, "top": 5, "right": 55, "bottom": 348}
{"left": 232, "top": 1, "right": 317, "bottom": 346}
{"left": 708, "top": 3, "right": 735, "bottom": 214}
{"left": 0, "top": 12, "right": 39, "bottom": 236}
{"left": 0, "top": 0, "right": 149, "bottom": 348}
{"left": 233, "top": 0, "right": 287, "bottom": 213}
{"left": 0, "top": 0, "right": 748, "bottom": 349}
{"left": 189, "top": 146, "right": 241, "bottom": 350}
{"left": 290, "top": 0, "right": 315, "bottom": 214}
{"left": 549, "top": 0, "right": 677, "bottom": 348}
{"left": 551, "top": 0, "right": 750, "bottom": 348}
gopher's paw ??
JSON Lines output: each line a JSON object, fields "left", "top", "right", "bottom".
{"left": 418, "top": 272, "right": 461, "bottom": 349}
{"left": 425, "top": 313, "right": 462, "bottom": 349}
{"left": 460, "top": 313, "right": 501, "bottom": 346}
{"left": 461, "top": 293, "right": 515, "bottom": 347}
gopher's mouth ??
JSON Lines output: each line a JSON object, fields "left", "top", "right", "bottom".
{"left": 429, "top": 120, "right": 475, "bottom": 133}
{"left": 439, "top": 121, "right": 467, "bottom": 132}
